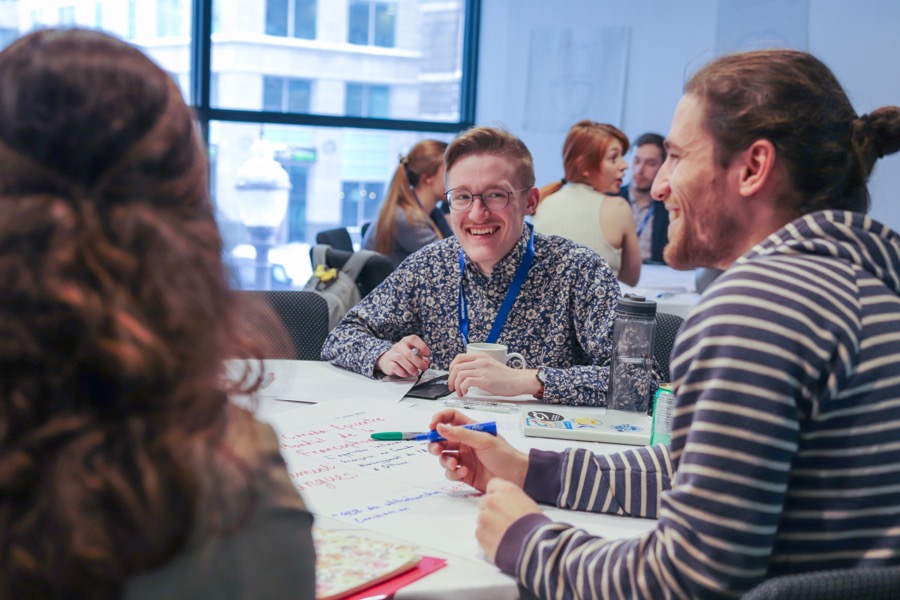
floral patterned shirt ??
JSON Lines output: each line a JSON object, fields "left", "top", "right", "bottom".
{"left": 321, "top": 224, "right": 620, "bottom": 405}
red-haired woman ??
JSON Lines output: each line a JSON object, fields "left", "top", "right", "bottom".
{"left": 533, "top": 120, "right": 641, "bottom": 285}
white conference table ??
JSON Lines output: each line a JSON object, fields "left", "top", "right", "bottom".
{"left": 240, "top": 360, "right": 658, "bottom": 600}
{"left": 621, "top": 263, "right": 701, "bottom": 319}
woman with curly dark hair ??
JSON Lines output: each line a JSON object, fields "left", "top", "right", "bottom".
{"left": 0, "top": 29, "right": 315, "bottom": 599}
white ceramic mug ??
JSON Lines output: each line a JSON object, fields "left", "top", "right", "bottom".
{"left": 466, "top": 342, "right": 527, "bottom": 369}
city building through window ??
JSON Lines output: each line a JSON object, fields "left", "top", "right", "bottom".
{"left": 345, "top": 83, "right": 389, "bottom": 118}
{"left": 265, "top": 0, "right": 316, "bottom": 39}
{"left": 348, "top": 0, "right": 397, "bottom": 47}
{"left": 263, "top": 77, "right": 313, "bottom": 113}
{"left": 0, "top": 0, "right": 478, "bottom": 290}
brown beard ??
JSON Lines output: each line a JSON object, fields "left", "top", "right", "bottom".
{"left": 663, "top": 186, "right": 741, "bottom": 270}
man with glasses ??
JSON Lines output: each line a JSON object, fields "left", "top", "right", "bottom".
{"left": 322, "top": 126, "right": 620, "bottom": 405}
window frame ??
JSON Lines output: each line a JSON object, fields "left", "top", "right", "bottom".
{"left": 190, "top": 0, "right": 480, "bottom": 138}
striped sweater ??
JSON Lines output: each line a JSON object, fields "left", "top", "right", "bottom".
{"left": 496, "top": 211, "right": 900, "bottom": 599}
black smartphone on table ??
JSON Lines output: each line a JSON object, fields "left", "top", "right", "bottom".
{"left": 406, "top": 373, "right": 452, "bottom": 400}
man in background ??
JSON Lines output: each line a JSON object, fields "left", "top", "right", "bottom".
{"left": 617, "top": 132, "right": 669, "bottom": 263}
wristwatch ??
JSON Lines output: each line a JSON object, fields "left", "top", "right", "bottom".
{"left": 535, "top": 367, "right": 547, "bottom": 399}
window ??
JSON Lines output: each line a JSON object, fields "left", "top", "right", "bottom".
{"left": 263, "top": 77, "right": 312, "bottom": 113}
{"left": 0, "top": 28, "right": 16, "bottom": 50}
{"left": 348, "top": 0, "right": 396, "bottom": 47}
{"left": 421, "top": 4, "right": 460, "bottom": 72}
{"left": 213, "top": 0, "right": 472, "bottom": 123}
{"left": 127, "top": 0, "right": 137, "bottom": 39}
{"left": 275, "top": 153, "right": 312, "bottom": 242}
{"left": 342, "top": 181, "right": 383, "bottom": 231}
{"left": 157, "top": 0, "right": 181, "bottom": 37}
{"left": 59, "top": 7, "right": 76, "bottom": 25}
{"left": 0, "top": 0, "right": 479, "bottom": 290}
{"left": 345, "top": 84, "right": 389, "bottom": 118}
{"left": 266, "top": 0, "right": 316, "bottom": 39}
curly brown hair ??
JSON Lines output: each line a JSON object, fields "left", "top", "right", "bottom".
{"left": 0, "top": 29, "right": 262, "bottom": 598}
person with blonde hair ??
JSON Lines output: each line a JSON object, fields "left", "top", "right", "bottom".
{"left": 362, "top": 139, "right": 452, "bottom": 267}
{"left": 533, "top": 120, "right": 641, "bottom": 285}
{"left": 0, "top": 29, "right": 315, "bottom": 598}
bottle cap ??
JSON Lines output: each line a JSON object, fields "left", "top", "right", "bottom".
{"left": 616, "top": 293, "right": 657, "bottom": 318}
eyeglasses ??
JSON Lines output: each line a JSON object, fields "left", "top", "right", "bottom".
{"left": 445, "top": 187, "right": 529, "bottom": 211}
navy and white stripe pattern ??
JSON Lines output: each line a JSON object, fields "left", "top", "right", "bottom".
{"left": 511, "top": 211, "right": 900, "bottom": 599}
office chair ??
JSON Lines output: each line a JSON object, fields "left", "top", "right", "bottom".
{"left": 360, "top": 221, "right": 372, "bottom": 240}
{"left": 308, "top": 245, "right": 393, "bottom": 298}
{"left": 654, "top": 312, "right": 684, "bottom": 383}
{"left": 315, "top": 227, "right": 354, "bottom": 252}
{"left": 741, "top": 565, "right": 900, "bottom": 599}
{"left": 238, "top": 290, "right": 330, "bottom": 360}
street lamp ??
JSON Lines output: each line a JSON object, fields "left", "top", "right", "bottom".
{"left": 235, "top": 139, "right": 291, "bottom": 290}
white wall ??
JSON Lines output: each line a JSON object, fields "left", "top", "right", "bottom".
{"left": 476, "top": 0, "right": 900, "bottom": 230}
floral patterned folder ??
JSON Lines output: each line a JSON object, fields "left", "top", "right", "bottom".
{"left": 315, "top": 529, "right": 422, "bottom": 600}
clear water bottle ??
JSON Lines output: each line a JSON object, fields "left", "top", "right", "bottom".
{"left": 608, "top": 293, "right": 657, "bottom": 412}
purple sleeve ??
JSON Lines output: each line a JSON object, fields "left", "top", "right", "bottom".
{"left": 523, "top": 448, "right": 564, "bottom": 504}
{"left": 495, "top": 513, "right": 552, "bottom": 575}
{"left": 494, "top": 449, "right": 563, "bottom": 575}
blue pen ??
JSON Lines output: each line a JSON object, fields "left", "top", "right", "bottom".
{"left": 370, "top": 421, "right": 497, "bottom": 442}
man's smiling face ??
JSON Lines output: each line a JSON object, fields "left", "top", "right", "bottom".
{"left": 447, "top": 153, "right": 537, "bottom": 275}
{"left": 652, "top": 94, "right": 741, "bottom": 269}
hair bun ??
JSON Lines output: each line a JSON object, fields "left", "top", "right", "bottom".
{"left": 856, "top": 114, "right": 885, "bottom": 159}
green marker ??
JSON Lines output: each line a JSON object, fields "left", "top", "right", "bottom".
{"left": 370, "top": 421, "right": 497, "bottom": 442}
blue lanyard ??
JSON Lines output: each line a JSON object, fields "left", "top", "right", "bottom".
{"left": 636, "top": 205, "right": 653, "bottom": 238}
{"left": 457, "top": 226, "right": 535, "bottom": 346}
{"left": 411, "top": 188, "right": 425, "bottom": 211}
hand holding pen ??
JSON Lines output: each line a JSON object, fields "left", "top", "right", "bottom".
{"left": 371, "top": 421, "right": 497, "bottom": 443}
{"left": 375, "top": 334, "right": 431, "bottom": 379}
{"left": 426, "top": 409, "right": 529, "bottom": 494}
{"left": 428, "top": 411, "right": 539, "bottom": 564}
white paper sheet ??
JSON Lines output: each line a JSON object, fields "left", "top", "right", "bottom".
{"left": 269, "top": 401, "right": 655, "bottom": 562}
{"left": 228, "top": 359, "right": 418, "bottom": 404}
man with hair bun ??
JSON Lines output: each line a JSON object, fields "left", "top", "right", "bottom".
{"left": 429, "top": 49, "right": 900, "bottom": 599}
